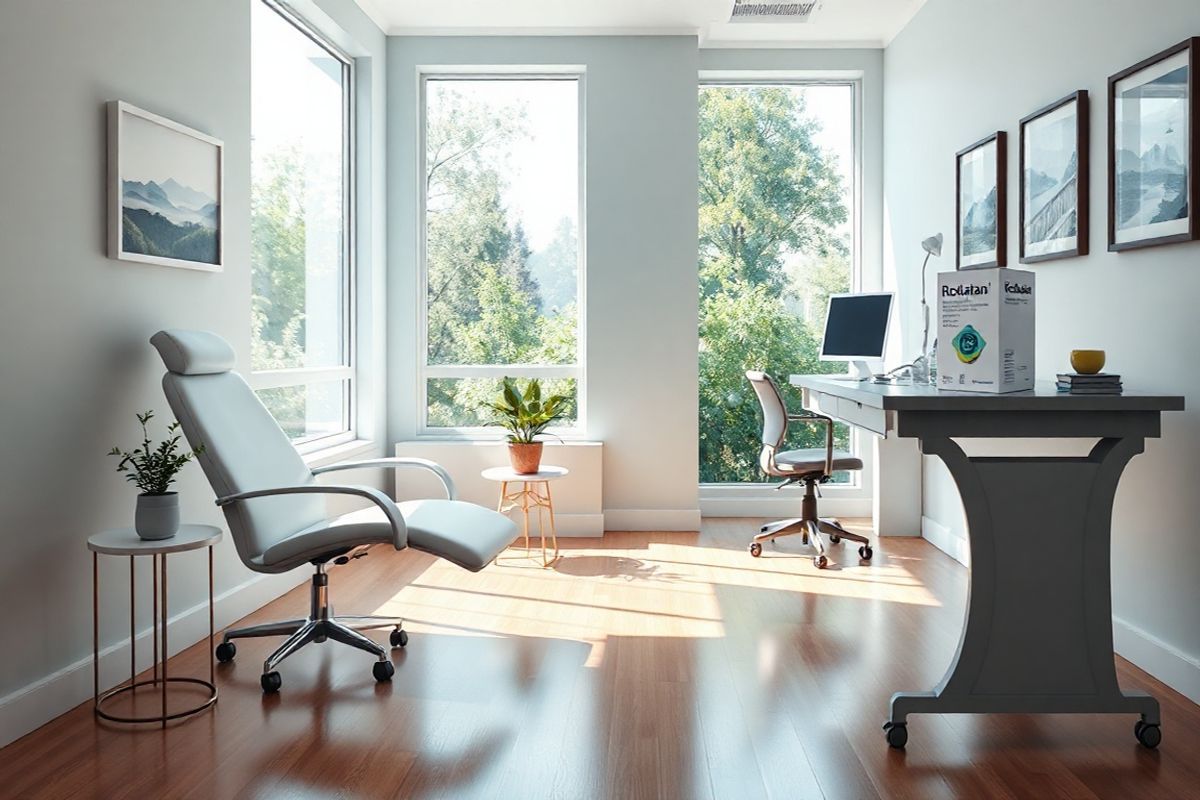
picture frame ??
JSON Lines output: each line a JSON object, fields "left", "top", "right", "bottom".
{"left": 956, "top": 131, "right": 1007, "bottom": 269}
{"left": 1020, "top": 91, "right": 1089, "bottom": 263}
{"left": 107, "top": 101, "right": 224, "bottom": 271}
{"left": 1107, "top": 37, "right": 1198, "bottom": 252}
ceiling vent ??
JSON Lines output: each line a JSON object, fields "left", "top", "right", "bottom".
{"left": 729, "top": 0, "right": 823, "bottom": 23}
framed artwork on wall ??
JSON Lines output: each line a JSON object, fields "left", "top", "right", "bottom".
{"left": 956, "top": 131, "right": 1007, "bottom": 269}
{"left": 1020, "top": 91, "right": 1089, "bottom": 263}
{"left": 1108, "top": 37, "right": 1198, "bottom": 252}
{"left": 107, "top": 101, "right": 224, "bottom": 271}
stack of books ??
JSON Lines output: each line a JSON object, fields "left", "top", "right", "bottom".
{"left": 1056, "top": 373, "right": 1123, "bottom": 394}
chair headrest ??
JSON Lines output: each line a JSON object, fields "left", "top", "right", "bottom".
{"left": 151, "top": 330, "right": 236, "bottom": 375}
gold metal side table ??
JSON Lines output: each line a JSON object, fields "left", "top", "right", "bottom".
{"left": 482, "top": 465, "right": 568, "bottom": 567}
{"left": 88, "top": 524, "right": 221, "bottom": 727}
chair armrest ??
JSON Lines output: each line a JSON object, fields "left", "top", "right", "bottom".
{"left": 215, "top": 484, "right": 407, "bottom": 548}
{"left": 785, "top": 412, "right": 835, "bottom": 477}
{"left": 310, "top": 457, "right": 457, "bottom": 500}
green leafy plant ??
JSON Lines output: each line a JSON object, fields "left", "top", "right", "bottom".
{"left": 108, "top": 411, "right": 205, "bottom": 495}
{"left": 485, "top": 377, "right": 568, "bottom": 444}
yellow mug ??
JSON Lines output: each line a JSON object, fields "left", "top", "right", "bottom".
{"left": 1070, "top": 349, "right": 1106, "bottom": 375}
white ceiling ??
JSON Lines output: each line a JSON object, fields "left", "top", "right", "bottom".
{"left": 354, "top": 0, "right": 927, "bottom": 48}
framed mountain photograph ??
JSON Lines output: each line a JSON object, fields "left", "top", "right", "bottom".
{"left": 1020, "top": 91, "right": 1089, "bottom": 263}
{"left": 957, "top": 131, "right": 1007, "bottom": 269}
{"left": 1108, "top": 38, "right": 1198, "bottom": 252}
{"left": 107, "top": 101, "right": 223, "bottom": 270}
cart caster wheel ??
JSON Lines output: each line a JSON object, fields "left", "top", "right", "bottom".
{"left": 859, "top": 545, "right": 873, "bottom": 560}
{"left": 883, "top": 722, "right": 908, "bottom": 749}
{"left": 260, "top": 671, "right": 282, "bottom": 694}
{"left": 749, "top": 542, "right": 763, "bottom": 558}
{"left": 390, "top": 628, "right": 409, "bottom": 648}
{"left": 1134, "top": 720, "right": 1161, "bottom": 749}
{"left": 813, "top": 554, "right": 828, "bottom": 569}
{"left": 829, "top": 534, "right": 841, "bottom": 544}
{"left": 373, "top": 660, "right": 395, "bottom": 682}
{"left": 215, "top": 641, "right": 236, "bottom": 662}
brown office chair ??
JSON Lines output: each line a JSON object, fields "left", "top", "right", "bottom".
{"left": 745, "top": 371, "right": 872, "bottom": 568}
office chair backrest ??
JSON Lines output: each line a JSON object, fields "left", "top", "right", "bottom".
{"left": 151, "top": 330, "right": 324, "bottom": 565}
{"left": 746, "top": 371, "right": 788, "bottom": 465}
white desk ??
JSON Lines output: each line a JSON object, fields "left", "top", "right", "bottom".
{"left": 790, "top": 375, "right": 1185, "bottom": 750}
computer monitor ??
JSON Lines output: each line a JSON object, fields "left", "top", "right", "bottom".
{"left": 819, "top": 292, "right": 894, "bottom": 380}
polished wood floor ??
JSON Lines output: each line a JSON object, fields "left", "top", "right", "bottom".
{"left": 4, "top": 520, "right": 1199, "bottom": 799}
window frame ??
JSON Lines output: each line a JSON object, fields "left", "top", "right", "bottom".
{"left": 696, "top": 73, "right": 868, "bottom": 495}
{"left": 249, "top": 0, "right": 358, "bottom": 455}
{"left": 416, "top": 69, "right": 587, "bottom": 439}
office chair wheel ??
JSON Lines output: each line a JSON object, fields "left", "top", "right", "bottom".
{"left": 373, "top": 660, "right": 395, "bottom": 682}
{"left": 261, "top": 671, "right": 282, "bottom": 694}
{"left": 829, "top": 534, "right": 841, "bottom": 544}
{"left": 215, "top": 641, "right": 236, "bottom": 663}
{"left": 390, "top": 628, "right": 409, "bottom": 648}
{"left": 813, "top": 554, "right": 828, "bottom": 569}
{"left": 749, "top": 542, "right": 763, "bottom": 558}
{"left": 859, "top": 545, "right": 873, "bottom": 560}
{"left": 883, "top": 722, "right": 908, "bottom": 749}
{"left": 1134, "top": 720, "right": 1162, "bottom": 748}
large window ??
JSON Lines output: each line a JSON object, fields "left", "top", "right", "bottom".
{"left": 250, "top": 0, "right": 354, "bottom": 447}
{"left": 698, "top": 82, "right": 857, "bottom": 484}
{"left": 420, "top": 75, "right": 582, "bottom": 432}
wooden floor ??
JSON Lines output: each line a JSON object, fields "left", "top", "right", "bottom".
{"left": 4, "top": 520, "right": 1200, "bottom": 800}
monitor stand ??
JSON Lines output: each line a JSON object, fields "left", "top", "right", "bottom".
{"left": 831, "top": 360, "right": 874, "bottom": 382}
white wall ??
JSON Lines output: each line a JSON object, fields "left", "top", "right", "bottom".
{"left": 0, "top": 0, "right": 388, "bottom": 747}
{"left": 387, "top": 36, "right": 702, "bottom": 530}
{"left": 885, "top": 0, "right": 1200, "bottom": 701}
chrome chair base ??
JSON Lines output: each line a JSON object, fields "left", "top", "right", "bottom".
{"left": 748, "top": 478, "right": 873, "bottom": 568}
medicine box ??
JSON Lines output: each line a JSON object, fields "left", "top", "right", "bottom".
{"left": 937, "top": 267, "right": 1035, "bottom": 394}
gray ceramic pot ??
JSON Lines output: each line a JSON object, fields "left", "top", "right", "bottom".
{"left": 135, "top": 493, "right": 180, "bottom": 540}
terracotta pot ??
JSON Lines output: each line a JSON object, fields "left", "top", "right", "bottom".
{"left": 508, "top": 442, "right": 544, "bottom": 474}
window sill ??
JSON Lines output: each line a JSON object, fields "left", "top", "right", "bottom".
{"left": 303, "top": 438, "right": 379, "bottom": 469}
{"left": 404, "top": 437, "right": 602, "bottom": 447}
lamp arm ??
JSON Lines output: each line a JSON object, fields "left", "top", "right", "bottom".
{"left": 919, "top": 252, "right": 932, "bottom": 355}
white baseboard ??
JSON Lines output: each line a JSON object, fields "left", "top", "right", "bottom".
{"left": 547, "top": 513, "right": 605, "bottom": 537}
{"left": 603, "top": 508, "right": 701, "bottom": 531}
{"left": 699, "top": 495, "right": 871, "bottom": 519}
{"left": 921, "top": 514, "right": 969, "bottom": 566}
{"left": 0, "top": 568, "right": 309, "bottom": 749}
{"left": 1113, "top": 616, "right": 1200, "bottom": 705}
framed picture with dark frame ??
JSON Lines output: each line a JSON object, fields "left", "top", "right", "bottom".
{"left": 1020, "top": 91, "right": 1089, "bottom": 263}
{"left": 956, "top": 131, "right": 1007, "bottom": 269}
{"left": 1108, "top": 37, "right": 1198, "bottom": 252}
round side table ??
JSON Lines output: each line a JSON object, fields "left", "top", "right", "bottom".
{"left": 482, "top": 465, "right": 568, "bottom": 567}
{"left": 88, "top": 524, "right": 222, "bottom": 727}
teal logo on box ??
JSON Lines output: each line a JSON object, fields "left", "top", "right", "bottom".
{"left": 953, "top": 324, "right": 986, "bottom": 364}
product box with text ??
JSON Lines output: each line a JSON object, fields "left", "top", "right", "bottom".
{"left": 937, "top": 267, "right": 1035, "bottom": 393}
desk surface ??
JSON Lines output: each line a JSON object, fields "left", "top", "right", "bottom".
{"left": 791, "top": 375, "right": 1185, "bottom": 413}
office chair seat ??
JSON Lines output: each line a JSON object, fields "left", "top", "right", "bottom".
{"left": 774, "top": 448, "right": 863, "bottom": 474}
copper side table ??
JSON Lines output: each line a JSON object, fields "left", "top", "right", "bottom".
{"left": 88, "top": 524, "right": 221, "bottom": 727}
{"left": 482, "top": 465, "right": 567, "bottom": 567}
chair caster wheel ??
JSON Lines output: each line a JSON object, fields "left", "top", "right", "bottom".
{"left": 829, "top": 534, "right": 841, "bottom": 544}
{"left": 813, "top": 554, "right": 828, "bottom": 569}
{"left": 883, "top": 722, "right": 907, "bottom": 749}
{"left": 390, "top": 628, "right": 409, "bottom": 648}
{"left": 749, "top": 542, "right": 762, "bottom": 558}
{"left": 859, "top": 545, "right": 873, "bottom": 560}
{"left": 261, "top": 671, "right": 282, "bottom": 693}
{"left": 1135, "top": 720, "right": 1161, "bottom": 748}
{"left": 215, "top": 641, "right": 236, "bottom": 662}
{"left": 373, "top": 660, "right": 395, "bottom": 682}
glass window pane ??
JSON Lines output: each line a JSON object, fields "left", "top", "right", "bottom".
{"left": 251, "top": 2, "right": 347, "bottom": 372}
{"left": 427, "top": 378, "right": 578, "bottom": 430}
{"left": 698, "top": 84, "right": 855, "bottom": 484}
{"left": 256, "top": 380, "right": 348, "bottom": 443}
{"left": 424, "top": 78, "right": 579, "bottom": 368}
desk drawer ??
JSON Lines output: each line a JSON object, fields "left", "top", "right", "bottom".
{"left": 804, "top": 389, "right": 839, "bottom": 418}
{"left": 836, "top": 397, "right": 888, "bottom": 436}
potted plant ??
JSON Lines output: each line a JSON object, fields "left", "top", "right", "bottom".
{"left": 109, "top": 411, "right": 205, "bottom": 540}
{"left": 485, "top": 377, "right": 568, "bottom": 474}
